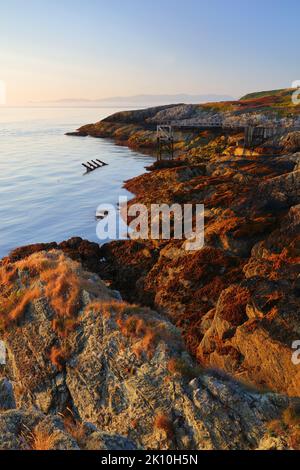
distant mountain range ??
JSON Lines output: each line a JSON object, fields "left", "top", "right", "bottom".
{"left": 29, "top": 93, "right": 235, "bottom": 107}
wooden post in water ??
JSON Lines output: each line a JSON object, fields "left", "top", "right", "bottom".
{"left": 156, "top": 125, "right": 174, "bottom": 161}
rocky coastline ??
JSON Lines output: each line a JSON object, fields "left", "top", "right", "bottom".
{"left": 1, "top": 88, "right": 300, "bottom": 450}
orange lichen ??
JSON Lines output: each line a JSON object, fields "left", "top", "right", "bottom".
{"left": 233, "top": 216, "right": 275, "bottom": 239}
{"left": 206, "top": 216, "right": 241, "bottom": 237}
{"left": 267, "top": 248, "right": 300, "bottom": 270}
{"left": 181, "top": 247, "right": 238, "bottom": 282}
{"left": 218, "top": 285, "right": 251, "bottom": 326}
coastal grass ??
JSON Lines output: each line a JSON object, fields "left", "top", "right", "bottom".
{"left": 154, "top": 412, "right": 175, "bottom": 440}
{"left": 0, "top": 250, "right": 112, "bottom": 333}
{"left": 20, "top": 424, "right": 57, "bottom": 451}
{"left": 117, "top": 308, "right": 182, "bottom": 360}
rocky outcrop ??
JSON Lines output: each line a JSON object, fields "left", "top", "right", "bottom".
{"left": 6, "top": 237, "right": 102, "bottom": 275}
{"left": 95, "top": 148, "right": 300, "bottom": 398}
{"left": 0, "top": 405, "right": 137, "bottom": 450}
{"left": 68, "top": 89, "right": 300, "bottom": 155}
{"left": 4, "top": 89, "right": 300, "bottom": 450}
{"left": 0, "top": 250, "right": 297, "bottom": 450}
{"left": 0, "top": 409, "right": 80, "bottom": 450}
{"left": 281, "top": 132, "right": 300, "bottom": 153}
{"left": 258, "top": 170, "right": 300, "bottom": 206}
{"left": 197, "top": 204, "right": 300, "bottom": 396}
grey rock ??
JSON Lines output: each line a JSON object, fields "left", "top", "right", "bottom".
{"left": 85, "top": 432, "right": 138, "bottom": 450}
{"left": 0, "top": 410, "right": 79, "bottom": 450}
{"left": 0, "top": 379, "right": 16, "bottom": 411}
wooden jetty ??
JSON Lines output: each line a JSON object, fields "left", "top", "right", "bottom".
{"left": 157, "top": 118, "right": 300, "bottom": 159}
{"left": 157, "top": 125, "right": 174, "bottom": 161}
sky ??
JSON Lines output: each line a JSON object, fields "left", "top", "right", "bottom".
{"left": 1, "top": 0, "right": 300, "bottom": 105}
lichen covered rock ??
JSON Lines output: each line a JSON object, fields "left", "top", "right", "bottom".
{"left": 0, "top": 250, "right": 296, "bottom": 449}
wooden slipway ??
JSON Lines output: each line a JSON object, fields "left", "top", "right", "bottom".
{"left": 82, "top": 159, "right": 108, "bottom": 172}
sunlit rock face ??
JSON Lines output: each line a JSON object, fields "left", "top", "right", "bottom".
{"left": 95, "top": 146, "right": 300, "bottom": 397}
{"left": 2, "top": 88, "right": 300, "bottom": 450}
{"left": 63, "top": 91, "right": 300, "bottom": 404}
{"left": 0, "top": 250, "right": 297, "bottom": 450}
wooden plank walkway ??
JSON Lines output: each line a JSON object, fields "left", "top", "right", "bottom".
{"left": 162, "top": 120, "right": 300, "bottom": 149}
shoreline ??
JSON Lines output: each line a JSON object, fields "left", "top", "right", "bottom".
{"left": 1, "top": 90, "right": 300, "bottom": 449}
{"left": 63, "top": 97, "right": 300, "bottom": 397}
{"left": 8, "top": 96, "right": 300, "bottom": 397}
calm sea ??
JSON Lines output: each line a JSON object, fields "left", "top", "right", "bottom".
{"left": 0, "top": 107, "right": 153, "bottom": 258}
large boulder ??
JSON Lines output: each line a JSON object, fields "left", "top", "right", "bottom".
{"left": 198, "top": 205, "right": 300, "bottom": 396}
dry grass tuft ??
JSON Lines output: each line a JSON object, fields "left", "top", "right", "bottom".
{"left": 63, "top": 414, "right": 87, "bottom": 448}
{"left": 40, "top": 258, "right": 81, "bottom": 322}
{"left": 167, "top": 357, "right": 202, "bottom": 379}
{"left": 0, "top": 283, "right": 40, "bottom": 329}
{"left": 21, "top": 425, "right": 56, "bottom": 451}
{"left": 283, "top": 403, "right": 300, "bottom": 427}
{"left": 117, "top": 309, "right": 178, "bottom": 359}
{"left": 85, "top": 300, "right": 127, "bottom": 319}
{"left": 0, "top": 251, "right": 83, "bottom": 334}
{"left": 31, "top": 430, "right": 57, "bottom": 451}
{"left": 267, "top": 402, "right": 300, "bottom": 450}
{"left": 154, "top": 413, "right": 175, "bottom": 440}
{"left": 9, "top": 287, "right": 41, "bottom": 323}
{"left": 49, "top": 346, "right": 69, "bottom": 371}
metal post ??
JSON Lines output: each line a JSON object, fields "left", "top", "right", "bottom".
{"left": 156, "top": 125, "right": 174, "bottom": 161}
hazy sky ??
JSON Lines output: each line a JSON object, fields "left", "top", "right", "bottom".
{"left": 1, "top": 0, "right": 299, "bottom": 104}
